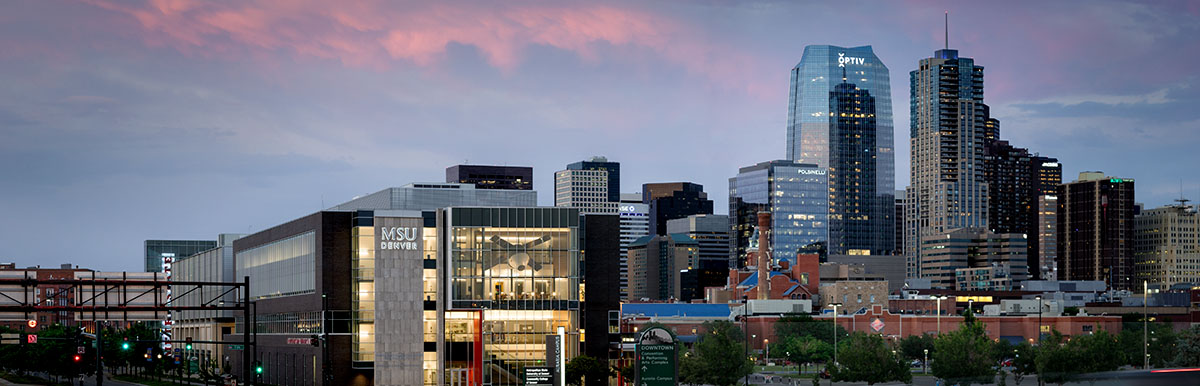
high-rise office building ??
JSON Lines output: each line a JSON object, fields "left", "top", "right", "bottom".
{"left": 919, "top": 228, "right": 1028, "bottom": 289}
{"left": 626, "top": 234, "right": 699, "bottom": 302}
{"left": 566, "top": 156, "right": 620, "bottom": 202}
{"left": 984, "top": 140, "right": 1062, "bottom": 280}
{"left": 643, "top": 182, "right": 714, "bottom": 235}
{"left": 144, "top": 239, "right": 218, "bottom": 272}
{"left": 984, "top": 140, "right": 1034, "bottom": 234}
{"left": 1058, "top": 172, "right": 1136, "bottom": 289}
{"left": 788, "top": 45, "right": 895, "bottom": 256}
{"left": 445, "top": 165, "right": 533, "bottom": 190}
{"left": 1037, "top": 195, "right": 1059, "bottom": 280}
{"left": 906, "top": 46, "right": 992, "bottom": 278}
{"left": 895, "top": 192, "right": 907, "bottom": 256}
{"left": 667, "top": 214, "right": 732, "bottom": 269}
{"left": 554, "top": 169, "right": 617, "bottom": 214}
{"left": 617, "top": 200, "right": 650, "bottom": 300}
{"left": 1134, "top": 201, "right": 1199, "bottom": 288}
{"left": 729, "top": 160, "right": 828, "bottom": 265}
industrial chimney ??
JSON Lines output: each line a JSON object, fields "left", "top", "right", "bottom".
{"left": 757, "top": 211, "right": 771, "bottom": 300}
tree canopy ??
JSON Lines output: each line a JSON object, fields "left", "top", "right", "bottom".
{"left": 679, "top": 320, "right": 752, "bottom": 386}
{"left": 829, "top": 332, "right": 911, "bottom": 385}
{"left": 931, "top": 312, "right": 996, "bottom": 385}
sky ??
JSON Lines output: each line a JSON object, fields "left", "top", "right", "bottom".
{"left": 2, "top": 0, "right": 1199, "bottom": 272}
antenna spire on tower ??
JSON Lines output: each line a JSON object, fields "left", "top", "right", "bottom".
{"left": 944, "top": 11, "right": 949, "bottom": 49}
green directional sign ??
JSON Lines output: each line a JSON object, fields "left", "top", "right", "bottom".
{"left": 635, "top": 327, "right": 677, "bottom": 386}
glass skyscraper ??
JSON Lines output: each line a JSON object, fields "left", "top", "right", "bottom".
{"left": 729, "top": 160, "right": 829, "bottom": 265}
{"left": 787, "top": 45, "right": 895, "bottom": 255}
{"left": 906, "top": 48, "right": 991, "bottom": 278}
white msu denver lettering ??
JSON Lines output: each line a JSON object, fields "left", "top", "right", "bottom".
{"left": 379, "top": 227, "right": 419, "bottom": 250}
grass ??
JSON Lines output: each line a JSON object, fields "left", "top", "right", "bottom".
{"left": 113, "top": 374, "right": 220, "bottom": 386}
{"left": 0, "top": 372, "right": 72, "bottom": 386}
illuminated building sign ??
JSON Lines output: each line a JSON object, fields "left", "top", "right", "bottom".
{"left": 798, "top": 169, "right": 827, "bottom": 175}
{"left": 838, "top": 52, "right": 865, "bottom": 67}
{"left": 379, "top": 227, "right": 419, "bottom": 250}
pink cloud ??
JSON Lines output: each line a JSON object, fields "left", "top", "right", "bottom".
{"left": 81, "top": 0, "right": 764, "bottom": 95}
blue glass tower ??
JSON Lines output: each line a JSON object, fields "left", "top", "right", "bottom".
{"left": 729, "top": 160, "right": 829, "bottom": 265}
{"left": 786, "top": 45, "right": 895, "bottom": 255}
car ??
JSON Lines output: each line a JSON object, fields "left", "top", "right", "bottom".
{"left": 819, "top": 369, "right": 831, "bottom": 379}
{"left": 911, "top": 359, "right": 923, "bottom": 368}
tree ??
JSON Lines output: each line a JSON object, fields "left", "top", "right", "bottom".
{"left": 776, "top": 335, "right": 831, "bottom": 374}
{"left": 931, "top": 312, "right": 996, "bottom": 385}
{"left": 898, "top": 333, "right": 935, "bottom": 361}
{"left": 1118, "top": 320, "right": 1176, "bottom": 368}
{"left": 830, "top": 333, "right": 911, "bottom": 385}
{"left": 1009, "top": 342, "right": 1036, "bottom": 386}
{"left": 1035, "top": 330, "right": 1076, "bottom": 386}
{"left": 1072, "top": 329, "right": 1124, "bottom": 373}
{"left": 565, "top": 355, "right": 613, "bottom": 386}
{"left": 1170, "top": 326, "right": 1200, "bottom": 367}
{"left": 679, "top": 320, "right": 752, "bottom": 386}
{"left": 774, "top": 314, "right": 848, "bottom": 346}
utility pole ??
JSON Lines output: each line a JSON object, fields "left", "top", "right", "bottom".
{"left": 96, "top": 320, "right": 104, "bottom": 386}
{"left": 1144, "top": 280, "right": 1149, "bottom": 369}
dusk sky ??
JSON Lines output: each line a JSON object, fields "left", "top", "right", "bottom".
{"left": 2, "top": 0, "right": 1198, "bottom": 271}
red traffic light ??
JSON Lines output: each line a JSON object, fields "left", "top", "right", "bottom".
{"left": 74, "top": 355, "right": 81, "bottom": 362}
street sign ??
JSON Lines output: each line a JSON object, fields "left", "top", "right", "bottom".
{"left": 635, "top": 327, "right": 678, "bottom": 386}
{"left": 544, "top": 334, "right": 563, "bottom": 385}
{"left": 27, "top": 334, "right": 37, "bottom": 344}
{"left": 77, "top": 346, "right": 85, "bottom": 354}
{"left": 227, "top": 344, "right": 244, "bottom": 351}
{"left": 524, "top": 366, "right": 553, "bottom": 385}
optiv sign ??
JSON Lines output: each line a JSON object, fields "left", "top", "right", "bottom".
{"left": 838, "top": 52, "right": 865, "bottom": 67}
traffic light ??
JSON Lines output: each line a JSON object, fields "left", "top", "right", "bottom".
{"left": 122, "top": 337, "right": 129, "bottom": 350}
{"left": 254, "top": 360, "right": 263, "bottom": 375}
{"left": 73, "top": 355, "right": 81, "bottom": 362}
{"left": 310, "top": 334, "right": 320, "bottom": 347}
{"left": 185, "top": 337, "right": 193, "bottom": 350}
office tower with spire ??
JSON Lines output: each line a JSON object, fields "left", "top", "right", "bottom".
{"left": 906, "top": 18, "right": 993, "bottom": 279}
{"left": 787, "top": 45, "right": 895, "bottom": 256}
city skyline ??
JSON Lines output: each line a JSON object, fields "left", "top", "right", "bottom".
{"left": 2, "top": 0, "right": 1200, "bottom": 271}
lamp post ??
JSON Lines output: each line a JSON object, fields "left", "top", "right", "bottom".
{"left": 968, "top": 299, "right": 974, "bottom": 316}
{"left": 923, "top": 348, "right": 928, "bottom": 374}
{"left": 935, "top": 296, "right": 947, "bottom": 335}
{"left": 1035, "top": 295, "right": 1043, "bottom": 343}
{"left": 743, "top": 295, "right": 749, "bottom": 386}
{"left": 1144, "top": 280, "right": 1149, "bottom": 369}
{"left": 764, "top": 339, "right": 769, "bottom": 365}
{"left": 829, "top": 303, "right": 842, "bottom": 366}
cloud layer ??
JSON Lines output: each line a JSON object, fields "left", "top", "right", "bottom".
{"left": 1, "top": 0, "right": 1199, "bottom": 271}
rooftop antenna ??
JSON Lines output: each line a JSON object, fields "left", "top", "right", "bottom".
{"left": 944, "top": 11, "right": 949, "bottom": 49}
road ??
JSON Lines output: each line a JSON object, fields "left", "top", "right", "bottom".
{"left": 738, "top": 368, "right": 1200, "bottom": 385}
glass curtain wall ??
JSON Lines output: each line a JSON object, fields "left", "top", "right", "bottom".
{"left": 444, "top": 207, "right": 581, "bottom": 386}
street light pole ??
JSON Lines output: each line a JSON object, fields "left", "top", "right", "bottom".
{"left": 935, "top": 296, "right": 945, "bottom": 335}
{"left": 1035, "top": 295, "right": 1043, "bottom": 343}
{"left": 829, "top": 303, "right": 842, "bottom": 367}
{"left": 1144, "top": 280, "right": 1149, "bottom": 369}
{"left": 743, "top": 295, "right": 749, "bottom": 386}
{"left": 923, "top": 348, "right": 928, "bottom": 374}
{"left": 764, "top": 339, "right": 769, "bottom": 365}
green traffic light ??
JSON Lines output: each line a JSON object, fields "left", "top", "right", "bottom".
{"left": 186, "top": 344, "right": 192, "bottom": 350}
{"left": 122, "top": 342, "right": 130, "bottom": 350}
{"left": 255, "top": 366, "right": 263, "bottom": 374}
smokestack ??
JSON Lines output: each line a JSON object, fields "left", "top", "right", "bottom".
{"left": 757, "top": 211, "right": 771, "bottom": 300}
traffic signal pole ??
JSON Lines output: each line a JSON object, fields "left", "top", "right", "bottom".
{"left": 96, "top": 320, "right": 103, "bottom": 386}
